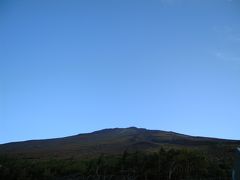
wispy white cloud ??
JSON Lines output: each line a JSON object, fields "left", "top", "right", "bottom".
{"left": 215, "top": 52, "right": 240, "bottom": 65}
{"left": 213, "top": 25, "right": 240, "bottom": 43}
{"left": 213, "top": 25, "right": 240, "bottom": 66}
{"left": 228, "top": 34, "right": 240, "bottom": 42}
{"left": 215, "top": 52, "right": 225, "bottom": 59}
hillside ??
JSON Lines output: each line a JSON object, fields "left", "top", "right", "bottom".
{"left": 0, "top": 127, "right": 239, "bottom": 159}
{"left": 1, "top": 127, "right": 240, "bottom": 179}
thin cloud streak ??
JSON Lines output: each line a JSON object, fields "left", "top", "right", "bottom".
{"left": 215, "top": 52, "right": 240, "bottom": 65}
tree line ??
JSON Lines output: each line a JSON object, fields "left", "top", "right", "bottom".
{"left": 0, "top": 148, "right": 233, "bottom": 180}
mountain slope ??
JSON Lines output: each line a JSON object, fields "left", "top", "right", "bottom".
{"left": 0, "top": 127, "right": 239, "bottom": 158}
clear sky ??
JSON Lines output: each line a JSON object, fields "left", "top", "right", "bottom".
{"left": 0, "top": 0, "right": 240, "bottom": 144}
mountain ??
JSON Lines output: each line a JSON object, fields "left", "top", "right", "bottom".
{"left": 0, "top": 127, "right": 239, "bottom": 159}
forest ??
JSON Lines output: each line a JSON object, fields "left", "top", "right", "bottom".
{"left": 0, "top": 148, "right": 233, "bottom": 180}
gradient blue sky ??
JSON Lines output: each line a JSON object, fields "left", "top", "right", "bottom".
{"left": 0, "top": 0, "right": 240, "bottom": 144}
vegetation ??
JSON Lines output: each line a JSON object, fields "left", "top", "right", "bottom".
{"left": 0, "top": 148, "right": 233, "bottom": 180}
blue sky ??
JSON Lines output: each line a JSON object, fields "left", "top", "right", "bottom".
{"left": 0, "top": 0, "right": 240, "bottom": 143}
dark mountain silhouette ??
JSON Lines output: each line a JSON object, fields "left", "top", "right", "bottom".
{"left": 0, "top": 127, "right": 239, "bottom": 159}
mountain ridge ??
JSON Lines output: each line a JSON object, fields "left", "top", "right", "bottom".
{"left": 0, "top": 127, "right": 239, "bottom": 159}
{"left": 3, "top": 126, "right": 238, "bottom": 145}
